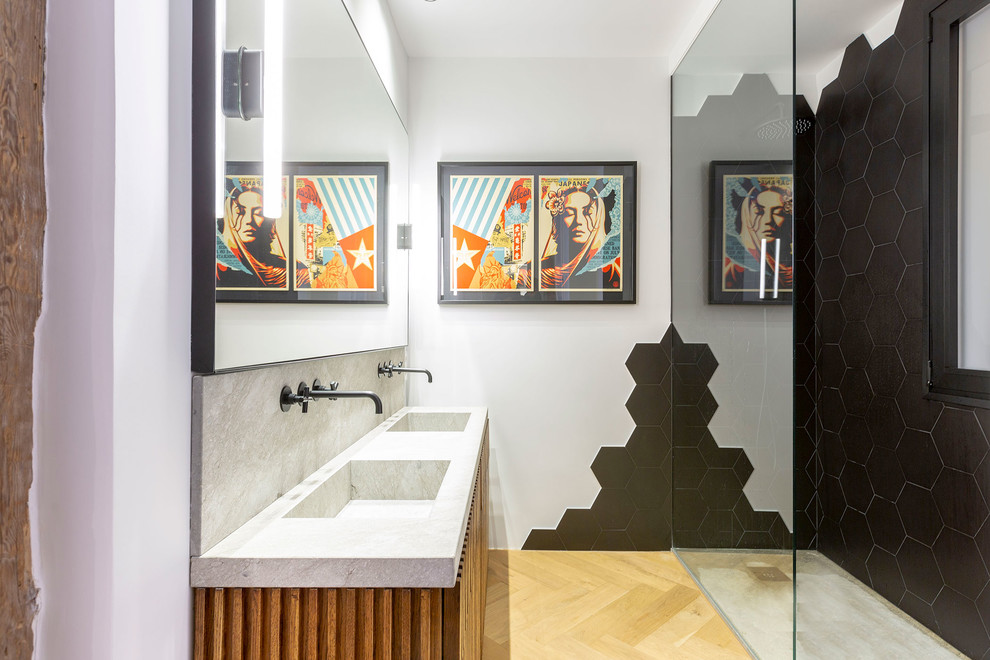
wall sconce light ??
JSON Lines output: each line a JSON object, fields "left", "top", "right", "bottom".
{"left": 221, "top": 47, "right": 264, "bottom": 120}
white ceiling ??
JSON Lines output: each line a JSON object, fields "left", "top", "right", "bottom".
{"left": 384, "top": 0, "right": 699, "bottom": 59}
{"left": 386, "top": 0, "right": 906, "bottom": 79}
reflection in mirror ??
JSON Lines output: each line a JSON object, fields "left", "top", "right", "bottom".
{"left": 193, "top": 0, "right": 409, "bottom": 372}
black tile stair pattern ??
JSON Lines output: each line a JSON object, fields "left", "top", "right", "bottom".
{"left": 523, "top": 327, "right": 675, "bottom": 551}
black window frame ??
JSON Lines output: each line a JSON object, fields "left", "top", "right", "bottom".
{"left": 927, "top": 0, "right": 990, "bottom": 408}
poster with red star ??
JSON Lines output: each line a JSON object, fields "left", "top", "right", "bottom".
{"left": 293, "top": 174, "right": 378, "bottom": 291}
{"left": 449, "top": 175, "right": 534, "bottom": 292}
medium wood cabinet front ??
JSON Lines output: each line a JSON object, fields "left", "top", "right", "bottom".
{"left": 193, "top": 430, "right": 489, "bottom": 659}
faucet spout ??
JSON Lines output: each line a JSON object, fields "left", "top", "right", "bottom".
{"left": 310, "top": 380, "right": 384, "bottom": 414}
{"left": 378, "top": 361, "right": 433, "bottom": 383}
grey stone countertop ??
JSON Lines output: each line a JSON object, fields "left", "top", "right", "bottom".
{"left": 189, "top": 406, "right": 488, "bottom": 589}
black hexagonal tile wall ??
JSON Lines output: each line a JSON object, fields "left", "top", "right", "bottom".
{"left": 816, "top": 7, "right": 990, "bottom": 656}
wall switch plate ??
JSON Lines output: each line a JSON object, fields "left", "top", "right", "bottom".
{"left": 397, "top": 224, "right": 412, "bottom": 250}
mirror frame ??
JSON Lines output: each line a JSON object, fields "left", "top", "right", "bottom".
{"left": 191, "top": 0, "right": 218, "bottom": 374}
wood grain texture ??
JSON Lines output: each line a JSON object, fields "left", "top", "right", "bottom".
{"left": 0, "top": 0, "right": 46, "bottom": 656}
{"left": 192, "top": 434, "right": 490, "bottom": 659}
{"left": 482, "top": 550, "right": 752, "bottom": 659}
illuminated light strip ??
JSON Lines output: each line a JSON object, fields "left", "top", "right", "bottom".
{"left": 263, "top": 0, "right": 283, "bottom": 219}
{"left": 759, "top": 238, "right": 767, "bottom": 300}
{"left": 215, "top": 0, "right": 226, "bottom": 218}
{"left": 773, "top": 238, "right": 781, "bottom": 299}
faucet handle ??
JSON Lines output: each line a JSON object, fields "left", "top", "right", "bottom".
{"left": 280, "top": 382, "right": 314, "bottom": 413}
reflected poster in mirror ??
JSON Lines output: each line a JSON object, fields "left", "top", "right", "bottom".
{"left": 217, "top": 162, "right": 388, "bottom": 303}
{"left": 438, "top": 162, "right": 636, "bottom": 304}
{"left": 708, "top": 160, "right": 792, "bottom": 305}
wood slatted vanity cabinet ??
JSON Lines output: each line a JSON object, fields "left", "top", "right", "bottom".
{"left": 192, "top": 416, "right": 488, "bottom": 659}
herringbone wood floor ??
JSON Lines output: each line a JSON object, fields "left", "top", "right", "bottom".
{"left": 482, "top": 551, "right": 752, "bottom": 659}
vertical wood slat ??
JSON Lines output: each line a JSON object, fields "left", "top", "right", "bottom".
{"left": 194, "top": 589, "right": 207, "bottom": 660}
{"left": 394, "top": 589, "right": 411, "bottom": 660}
{"left": 191, "top": 430, "right": 490, "bottom": 659}
{"left": 300, "top": 589, "right": 319, "bottom": 660}
{"left": 282, "top": 588, "right": 300, "bottom": 660}
{"left": 227, "top": 589, "right": 244, "bottom": 660}
{"left": 373, "top": 589, "right": 392, "bottom": 659}
{"left": 211, "top": 589, "right": 226, "bottom": 660}
{"left": 340, "top": 589, "right": 357, "bottom": 660}
{"left": 322, "top": 588, "right": 339, "bottom": 658}
{"left": 264, "top": 589, "right": 281, "bottom": 659}
{"left": 247, "top": 589, "right": 263, "bottom": 660}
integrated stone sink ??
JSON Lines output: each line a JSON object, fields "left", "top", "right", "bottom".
{"left": 190, "top": 406, "right": 487, "bottom": 589}
{"left": 285, "top": 459, "right": 450, "bottom": 519}
{"left": 386, "top": 411, "right": 471, "bottom": 432}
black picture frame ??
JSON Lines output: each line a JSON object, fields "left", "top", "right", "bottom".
{"left": 438, "top": 161, "right": 636, "bottom": 304}
{"left": 708, "top": 160, "right": 793, "bottom": 305}
{"left": 216, "top": 161, "right": 388, "bottom": 304}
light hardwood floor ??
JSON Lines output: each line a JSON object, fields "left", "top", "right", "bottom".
{"left": 482, "top": 551, "right": 752, "bottom": 659}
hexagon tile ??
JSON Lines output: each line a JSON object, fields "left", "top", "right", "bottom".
{"left": 522, "top": 325, "right": 675, "bottom": 551}
{"left": 815, "top": 1, "right": 990, "bottom": 656}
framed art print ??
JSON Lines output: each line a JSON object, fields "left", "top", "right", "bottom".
{"left": 709, "top": 160, "right": 793, "bottom": 305}
{"left": 438, "top": 162, "right": 636, "bottom": 304}
{"left": 216, "top": 162, "right": 387, "bottom": 303}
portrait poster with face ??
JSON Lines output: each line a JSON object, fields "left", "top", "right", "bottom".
{"left": 438, "top": 162, "right": 636, "bottom": 304}
{"left": 709, "top": 161, "right": 793, "bottom": 305}
{"left": 216, "top": 172, "right": 291, "bottom": 293}
{"left": 217, "top": 162, "right": 388, "bottom": 303}
{"left": 293, "top": 174, "right": 378, "bottom": 292}
{"left": 449, "top": 175, "right": 534, "bottom": 292}
{"left": 537, "top": 175, "right": 624, "bottom": 292}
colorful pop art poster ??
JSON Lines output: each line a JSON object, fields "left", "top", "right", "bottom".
{"left": 216, "top": 173, "right": 291, "bottom": 293}
{"left": 709, "top": 160, "right": 793, "bottom": 305}
{"left": 449, "top": 175, "right": 534, "bottom": 291}
{"left": 293, "top": 174, "right": 378, "bottom": 292}
{"left": 537, "top": 175, "right": 624, "bottom": 292}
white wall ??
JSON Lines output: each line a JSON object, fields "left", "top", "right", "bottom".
{"left": 34, "top": 0, "right": 192, "bottom": 658}
{"left": 109, "top": 0, "right": 192, "bottom": 656}
{"left": 34, "top": 0, "right": 116, "bottom": 655}
{"left": 406, "top": 57, "right": 671, "bottom": 549}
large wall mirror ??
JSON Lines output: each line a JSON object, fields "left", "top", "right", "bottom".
{"left": 192, "top": 0, "right": 409, "bottom": 373}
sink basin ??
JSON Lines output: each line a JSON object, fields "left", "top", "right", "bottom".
{"left": 386, "top": 412, "right": 471, "bottom": 433}
{"left": 286, "top": 459, "right": 450, "bottom": 519}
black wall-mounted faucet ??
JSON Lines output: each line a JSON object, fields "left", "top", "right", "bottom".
{"left": 279, "top": 380, "right": 384, "bottom": 414}
{"left": 378, "top": 361, "right": 433, "bottom": 383}
{"left": 310, "top": 379, "right": 384, "bottom": 414}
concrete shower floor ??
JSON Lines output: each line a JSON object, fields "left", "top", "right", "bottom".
{"left": 676, "top": 549, "right": 966, "bottom": 659}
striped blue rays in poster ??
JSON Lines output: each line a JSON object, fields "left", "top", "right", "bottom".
{"left": 312, "top": 175, "right": 378, "bottom": 240}
{"left": 451, "top": 176, "right": 518, "bottom": 241}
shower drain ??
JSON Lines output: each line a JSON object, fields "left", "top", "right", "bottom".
{"left": 747, "top": 565, "right": 791, "bottom": 582}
